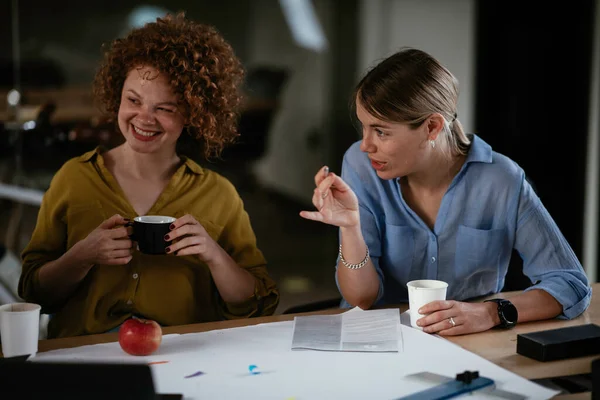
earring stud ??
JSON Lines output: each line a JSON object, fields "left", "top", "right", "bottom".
{"left": 430, "top": 140, "right": 435, "bottom": 149}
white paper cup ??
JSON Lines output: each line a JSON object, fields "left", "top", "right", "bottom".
{"left": 407, "top": 280, "right": 448, "bottom": 329}
{"left": 0, "top": 302, "right": 41, "bottom": 357}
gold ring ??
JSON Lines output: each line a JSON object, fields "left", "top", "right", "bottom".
{"left": 449, "top": 317, "right": 456, "bottom": 327}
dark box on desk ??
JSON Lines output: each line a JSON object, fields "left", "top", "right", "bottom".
{"left": 516, "top": 324, "right": 600, "bottom": 362}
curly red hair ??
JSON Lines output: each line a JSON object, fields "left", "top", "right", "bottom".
{"left": 93, "top": 12, "right": 244, "bottom": 159}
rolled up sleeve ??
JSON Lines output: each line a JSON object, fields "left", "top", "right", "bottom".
{"left": 19, "top": 171, "right": 68, "bottom": 313}
{"left": 516, "top": 177, "right": 591, "bottom": 319}
{"left": 218, "top": 195, "right": 279, "bottom": 318}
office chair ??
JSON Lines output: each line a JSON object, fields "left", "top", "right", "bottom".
{"left": 213, "top": 66, "right": 289, "bottom": 190}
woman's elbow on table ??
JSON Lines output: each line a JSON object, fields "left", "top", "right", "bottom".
{"left": 525, "top": 275, "right": 592, "bottom": 320}
{"left": 341, "top": 291, "right": 378, "bottom": 310}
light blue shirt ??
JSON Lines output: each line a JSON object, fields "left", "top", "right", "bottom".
{"left": 338, "top": 134, "right": 591, "bottom": 319}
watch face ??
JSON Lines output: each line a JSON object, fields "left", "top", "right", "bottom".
{"left": 501, "top": 302, "right": 518, "bottom": 324}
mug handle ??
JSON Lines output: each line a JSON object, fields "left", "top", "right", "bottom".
{"left": 125, "top": 221, "right": 136, "bottom": 241}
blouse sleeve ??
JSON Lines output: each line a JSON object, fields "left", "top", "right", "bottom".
{"left": 216, "top": 192, "right": 279, "bottom": 318}
{"left": 514, "top": 174, "right": 592, "bottom": 319}
{"left": 18, "top": 166, "right": 70, "bottom": 313}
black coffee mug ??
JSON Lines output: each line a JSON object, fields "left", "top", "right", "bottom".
{"left": 127, "top": 215, "right": 176, "bottom": 255}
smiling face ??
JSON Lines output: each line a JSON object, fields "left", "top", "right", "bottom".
{"left": 117, "top": 66, "right": 186, "bottom": 155}
{"left": 356, "top": 98, "right": 432, "bottom": 180}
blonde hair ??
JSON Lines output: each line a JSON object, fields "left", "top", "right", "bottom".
{"left": 353, "top": 47, "right": 471, "bottom": 159}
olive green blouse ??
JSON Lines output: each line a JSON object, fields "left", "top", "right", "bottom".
{"left": 19, "top": 148, "right": 279, "bottom": 338}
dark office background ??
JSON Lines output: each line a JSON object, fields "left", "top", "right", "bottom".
{"left": 475, "top": 0, "right": 597, "bottom": 288}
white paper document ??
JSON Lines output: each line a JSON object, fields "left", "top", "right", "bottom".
{"left": 32, "top": 318, "right": 559, "bottom": 399}
{"left": 291, "top": 307, "right": 401, "bottom": 352}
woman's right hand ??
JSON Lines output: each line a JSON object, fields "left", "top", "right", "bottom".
{"left": 299, "top": 166, "right": 360, "bottom": 228}
{"left": 71, "top": 214, "right": 133, "bottom": 266}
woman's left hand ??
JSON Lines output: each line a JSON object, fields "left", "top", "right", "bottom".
{"left": 416, "top": 300, "right": 497, "bottom": 335}
{"left": 165, "top": 214, "right": 225, "bottom": 264}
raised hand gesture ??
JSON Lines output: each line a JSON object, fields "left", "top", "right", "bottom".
{"left": 300, "top": 166, "right": 360, "bottom": 228}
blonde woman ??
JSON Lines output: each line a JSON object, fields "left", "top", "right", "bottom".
{"left": 301, "top": 48, "right": 590, "bottom": 336}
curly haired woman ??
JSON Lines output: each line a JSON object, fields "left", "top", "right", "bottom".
{"left": 19, "top": 13, "right": 279, "bottom": 338}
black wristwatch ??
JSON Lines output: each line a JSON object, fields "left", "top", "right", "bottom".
{"left": 484, "top": 299, "right": 518, "bottom": 329}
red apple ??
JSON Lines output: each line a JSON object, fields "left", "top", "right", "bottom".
{"left": 118, "top": 318, "right": 162, "bottom": 356}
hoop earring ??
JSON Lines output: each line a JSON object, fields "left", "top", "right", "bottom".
{"left": 429, "top": 140, "right": 435, "bottom": 149}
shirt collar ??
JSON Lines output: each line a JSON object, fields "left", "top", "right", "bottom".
{"left": 78, "top": 147, "right": 102, "bottom": 162}
{"left": 78, "top": 146, "right": 204, "bottom": 175}
{"left": 465, "top": 134, "right": 493, "bottom": 164}
{"left": 181, "top": 156, "right": 204, "bottom": 175}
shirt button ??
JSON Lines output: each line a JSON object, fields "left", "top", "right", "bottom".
{"left": 431, "top": 257, "right": 436, "bottom": 263}
{"left": 126, "top": 299, "right": 133, "bottom": 305}
{"left": 132, "top": 273, "right": 139, "bottom": 279}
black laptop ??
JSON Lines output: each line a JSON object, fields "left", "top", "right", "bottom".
{"left": 0, "top": 356, "right": 182, "bottom": 400}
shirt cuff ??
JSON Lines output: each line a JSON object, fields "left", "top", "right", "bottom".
{"left": 27, "top": 268, "right": 61, "bottom": 314}
{"left": 525, "top": 280, "right": 592, "bottom": 320}
{"left": 561, "top": 286, "right": 593, "bottom": 319}
{"left": 221, "top": 281, "right": 279, "bottom": 318}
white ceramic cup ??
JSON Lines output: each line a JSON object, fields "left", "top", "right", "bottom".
{"left": 407, "top": 280, "right": 448, "bottom": 329}
{"left": 0, "top": 302, "right": 41, "bottom": 357}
